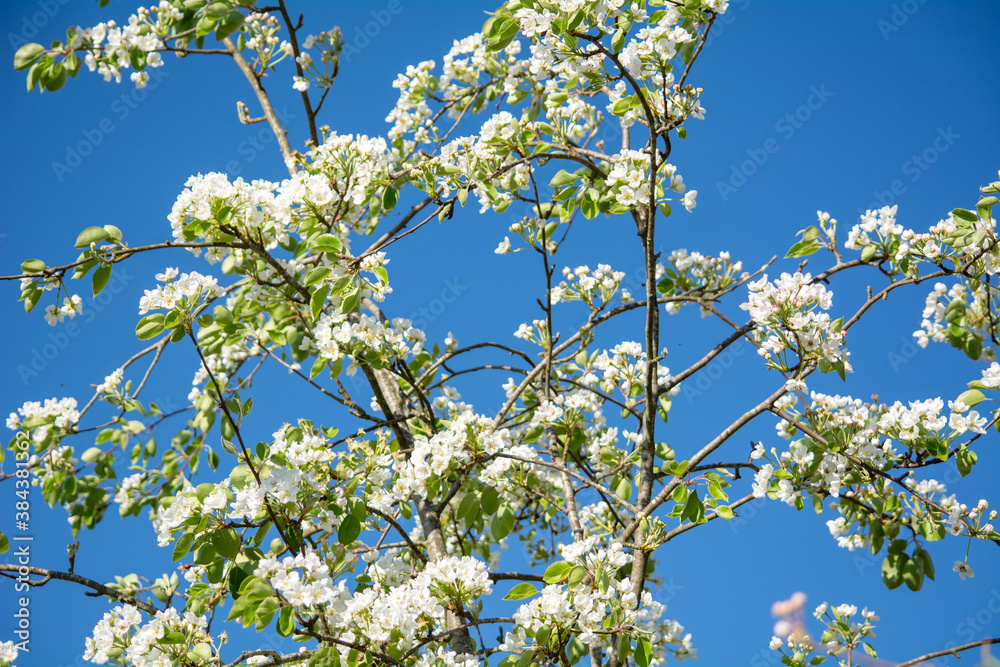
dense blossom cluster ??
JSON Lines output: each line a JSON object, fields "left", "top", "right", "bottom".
{"left": 138, "top": 269, "right": 224, "bottom": 315}
{"left": 501, "top": 539, "right": 695, "bottom": 662}
{"left": 757, "top": 382, "right": 997, "bottom": 559}
{"left": 84, "top": 604, "right": 212, "bottom": 666}
{"left": 604, "top": 150, "right": 688, "bottom": 210}
{"left": 6, "top": 397, "right": 80, "bottom": 442}
{"left": 659, "top": 248, "right": 748, "bottom": 313}
{"left": 551, "top": 264, "right": 631, "bottom": 306}
{"left": 307, "top": 312, "right": 426, "bottom": 367}
{"left": 395, "top": 411, "right": 514, "bottom": 500}
{"left": 590, "top": 341, "right": 676, "bottom": 398}
{"left": 741, "top": 272, "right": 850, "bottom": 373}
{"left": 76, "top": 3, "right": 170, "bottom": 87}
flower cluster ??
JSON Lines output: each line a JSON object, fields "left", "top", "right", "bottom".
{"left": 604, "top": 150, "right": 686, "bottom": 210}
{"left": 590, "top": 341, "right": 675, "bottom": 398}
{"left": 77, "top": 4, "right": 171, "bottom": 86}
{"left": 0, "top": 641, "right": 17, "bottom": 666}
{"left": 292, "top": 28, "right": 344, "bottom": 92}
{"left": 84, "top": 604, "right": 212, "bottom": 666}
{"left": 846, "top": 205, "right": 998, "bottom": 276}
{"left": 658, "top": 248, "right": 747, "bottom": 312}
{"left": 394, "top": 412, "right": 513, "bottom": 499}
{"left": 307, "top": 313, "right": 426, "bottom": 367}
{"left": 255, "top": 549, "right": 345, "bottom": 608}
{"left": 138, "top": 268, "right": 224, "bottom": 315}
{"left": 242, "top": 12, "right": 287, "bottom": 71}
{"left": 502, "top": 552, "right": 696, "bottom": 663}
{"left": 551, "top": 264, "right": 631, "bottom": 307}
{"left": 43, "top": 294, "right": 83, "bottom": 326}
{"left": 741, "top": 272, "right": 850, "bottom": 374}
{"left": 914, "top": 280, "right": 996, "bottom": 361}
{"left": 7, "top": 397, "right": 80, "bottom": 444}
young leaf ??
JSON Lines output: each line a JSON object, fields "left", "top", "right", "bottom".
{"left": 503, "top": 583, "right": 539, "bottom": 601}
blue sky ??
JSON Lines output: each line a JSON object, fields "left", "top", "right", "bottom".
{"left": 1, "top": 1, "right": 999, "bottom": 666}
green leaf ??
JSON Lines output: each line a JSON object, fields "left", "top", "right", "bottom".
{"left": 681, "top": 492, "right": 705, "bottom": 524}
{"left": 917, "top": 548, "right": 935, "bottom": 581}
{"left": 310, "top": 285, "right": 329, "bottom": 321}
{"left": 21, "top": 259, "right": 46, "bottom": 273}
{"left": 785, "top": 240, "right": 819, "bottom": 258}
{"left": 714, "top": 505, "right": 733, "bottom": 519}
{"left": 81, "top": 447, "right": 103, "bottom": 462}
{"left": 486, "top": 17, "right": 519, "bottom": 51}
{"left": 338, "top": 514, "right": 361, "bottom": 545}
{"left": 255, "top": 597, "right": 279, "bottom": 631}
{"left": 881, "top": 552, "right": 907, "bottom": 589}
{"left": 481, "top": 485, "right": 500, "bottom": 515}
{"left": 956, "top": 445, "right": 978, "bottom": 477}
{"left": 172, "top": 531, "right": 195, "bottom": 562}
{"left": 75, "top": 226, "right": 111, "bottom": 248}
{"left": 863, "top": 642, "right": 878, "bottom": 659}
{"left": 902, "top": 552, "right": 924, "bottom": 591}
{"left": 212, "top": 528, "right": 241, "bottom": 558}
{"left": 567, "top": 565, "right": 588, "bottom": 586}
{"left": 102, "top": 224, "right": 122, "bottom": 242}
{"left": 634, "top": 637, "right": 652, "bottom": 667}
{"left": 860, "top": 244, "right": 879, "bottom": 262}
{"left": 277, "top": 605, "right": 295, "bottom": 636}
{"left": 340, "top": 288, "right": 360, "bottom": 314}
{"left": 956, "top": 389, "right": 986, "bottom": 407}
{"left": 457, "top": 492, "right": 479, "bottom": 525}
{"left": 215, "top": 9, "right": 245, "bottom": 40}
{"left": 0, "top": 531, "right": 8, "bottom": 554}
{"left": 204, "top": 1, "right": 232, "bottom": 18}
{"left": 188, "top": 643, "right": 213, "bottom": 662}
{"left": 566, "top": 637, "right": 588, "bottom": 665}
{"left": 311, "top": 234, "right": 342, "bottom": 254}
{"left": 304, "top": 266, "right": 331, "bottom": 286}
{"left": 14, "top": 43, "right": 45, "bottom": 70}
{"left": 503, "top": 582, "right": 539, "bottom": 601}
{"left": 382, "top": 186, "right": 398, "bottom": 211}
{"left": 491, "top": 505, "right": 515, "bottom": 540}
{"left": 952, "top": 208, "right": 978, "bottom": 224}
{"left": 92, "top": 264, "right": 112, "bottom": 297}
{"left": 549, "top": 169, "right": 577, "bottom": 188}
{"left": 543, "top": 560, "right": 572, "bottom": 584}
{"left": 136, "top": 314, "right": 166, "bottom": 340}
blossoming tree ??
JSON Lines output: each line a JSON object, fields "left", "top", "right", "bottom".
{"left": 2, "top": 1, "right": 998, "bottom": 666}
